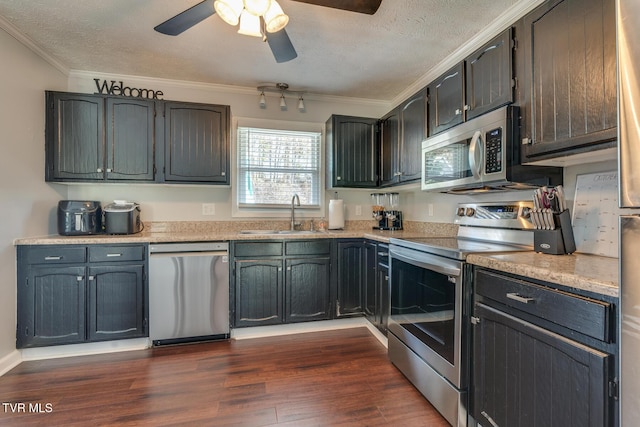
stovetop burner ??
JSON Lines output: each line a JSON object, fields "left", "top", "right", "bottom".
{"left": 390, "top": 201, "right": 535, "bottom": 260}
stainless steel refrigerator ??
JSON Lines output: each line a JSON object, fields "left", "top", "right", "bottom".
{"left": 618, "top": 0, "right": 640, "bottom": 424}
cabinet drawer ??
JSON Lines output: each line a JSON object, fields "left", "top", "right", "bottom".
{"left": 88, "top": 245, "right": 145, "bottom": 262}
{"left": 24, "top": 246, "right": 86, "bottom": 264}
{"left": 234, "top": 242, "right": 283, "bottom": 257}
{"left": 476, "top": 270, "right": 612, "bottom": 342}
{"left": 285, "top": 240, "right": 331, "bottom": 256}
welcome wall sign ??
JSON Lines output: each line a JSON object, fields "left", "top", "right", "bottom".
{"left": 94, "top": 78, "right": 164, "bottom": 100}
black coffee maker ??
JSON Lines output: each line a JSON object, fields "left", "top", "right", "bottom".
{"left": 371, "top": 192, "right": 403, "bottom": 230}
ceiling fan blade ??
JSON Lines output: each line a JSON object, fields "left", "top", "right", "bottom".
{"left": 154, "top": 0, "right": 215, "bottom": 36}
{"left": 266, "top": 29, "right": 298, "bottom": 63}
{"left": 292, "top": 0, "right": 382, "bottom": 14}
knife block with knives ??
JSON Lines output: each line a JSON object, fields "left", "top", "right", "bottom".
{"left": 532, "top": 186, "right": 576, "bottom": 255}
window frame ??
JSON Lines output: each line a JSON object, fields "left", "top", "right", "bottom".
{"left": 232, "top": 117, "right": 325, "bottom": 218}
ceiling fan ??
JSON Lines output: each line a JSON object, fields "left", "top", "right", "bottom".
{"left": 154, "top": 0, "right": 383, "bottom": 63}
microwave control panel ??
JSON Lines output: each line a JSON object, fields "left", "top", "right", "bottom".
{"left": 485, "top": 127, "right": 503, "bottom": 173}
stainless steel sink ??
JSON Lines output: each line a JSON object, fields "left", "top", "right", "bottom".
{"left": 238, "top": 230, "right": 319, "bottom": 235}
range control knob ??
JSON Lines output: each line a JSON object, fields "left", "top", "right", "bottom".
{"left": 456, "top": 207, "right": 466, "bottom": 217}
{"left": 465, "top": 207, "right": 476, "bottom": 217}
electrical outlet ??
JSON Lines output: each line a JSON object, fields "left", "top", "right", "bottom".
{"left": 428, "top": 203, "right": 434, "bottom": 217}
{"left": 355, "top": 205, "right": 362, "bottom": 216}
{"left": 202, "top": 203, "right": 216, "bottom": 216}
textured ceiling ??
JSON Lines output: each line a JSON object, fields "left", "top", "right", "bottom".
{"left": 0, "top": 0, "right": 521, "bottom": 100}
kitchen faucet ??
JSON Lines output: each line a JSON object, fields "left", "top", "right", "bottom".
{"left": 291, "top": 194, "right": 301, "bottom": 231}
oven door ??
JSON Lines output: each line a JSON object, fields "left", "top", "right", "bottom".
{"left": 388, "top": 244, "right": 464, "bottom": 388}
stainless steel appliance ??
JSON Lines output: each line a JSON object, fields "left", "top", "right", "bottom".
{"left": 388, "top": 201, "right": 534, "bottom": 427}
{"left": 617, "top": 0, "right": 640, "bottom": 424}
{"left": 149, "top": 242, "right": 230, "bottom": 346}
{"left": 421, "top": 105, "right": 562, "bottom": 193}
{"left": 57, "top": 200, "right": 102, "bottom": 235}
{"left": 103, "top": 201, "right": 142, "bottom": 234}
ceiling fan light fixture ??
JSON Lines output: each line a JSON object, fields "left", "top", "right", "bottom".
{"left": 243, "top": 0, "right": 272, "bottom": 16}
{"left": 213, "top": 0, "right": 244, "bottom": 26}
{"left": 264, "top": 0, "right": 289, "bottom": 33}
{"left": 238, "top": 9, "right": 263, "bottom": 37}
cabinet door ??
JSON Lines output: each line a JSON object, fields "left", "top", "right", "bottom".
{"left": 377, "top": 262, "right": 389, "bottom": 334}
{"left": 472, "top": 303, "right": 613, "bottom": 427}
{"left": 17, "top": 265, "right": 86, "bottom": 348}
{"left": 328, "top": 116, "right": 378, "bottom": 188}
{"left": 428, "top": 62, "right": 465, "bottom": 136}
{"left": 336, "top": 240, "right": 365, "bottom": 316}
{"left": 379, "top": 109, "right": 400, "bottom": 187}
{"left": 106, "top": 98, "right": 155, "bottom": 181}
{"left": 363, "top": 241, "right": 377, "bottom": 320}
{"left": 519, "top": 0, "right": 616, "bottom": 161}
{"left": 285, "top": 257, "right": 331, "bottom": 322}
{"left": 87, "top": 264, "right": 146, "bottom": 341}
{"left": 465, "top": 28, "right": 513, "bottom": 121}
{"left": 45, "top": 92, "right": 105, "bottom": 181}
{"left": 234, "top": 259, "right": 283, "bottom": 327}
{"left": 399, "top": 89, "right": 427, "bottom": 182}
{"left": 164, "top": 102, "right": 230, "bottom": 183}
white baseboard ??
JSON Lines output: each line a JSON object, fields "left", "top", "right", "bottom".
{"left": 0, "top": 350, "right": 22, "bottom": 376}
{"left": 20, "top": 338, "right": 150, "bottom": 362}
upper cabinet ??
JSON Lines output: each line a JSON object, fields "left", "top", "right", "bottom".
{"left": 517, "top": 0, "right": 617, "bottom": 162}
{"left": 398, "top": 88, "right": 428, "bottom": 183}
{"left": 326, "top": 115, "right": 379, "bottom": 188}
{"left": 428, "top": 29, "right": 514, "bottom": 136}
{"left": 45, "top": 91, "right": 230, "bottom": 185}
{"left": 164, "top": 102, "right": 230, "bottom": 183}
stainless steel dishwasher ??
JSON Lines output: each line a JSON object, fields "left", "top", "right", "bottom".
{"left": 149, "top": 242, "right": 230, "bottom": 346}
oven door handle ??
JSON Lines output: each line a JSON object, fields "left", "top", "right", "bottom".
{"left": 468, "top": 130, "right": 483, "bottom": 180}
{"left": 390, "top": 246, "right": 461, "bottom": 277}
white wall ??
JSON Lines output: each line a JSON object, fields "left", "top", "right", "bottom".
{"left": 0, "top": 27, "right": 68, "bottom": 370}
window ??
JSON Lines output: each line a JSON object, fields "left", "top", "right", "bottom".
{"left": 237, "top": 126, "right": 322, "bottom": 208}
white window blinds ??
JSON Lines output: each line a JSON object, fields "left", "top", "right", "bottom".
{"left": 237, "top": 127, "right": 322, "bottom": 207}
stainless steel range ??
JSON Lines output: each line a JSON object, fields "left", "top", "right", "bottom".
{"left": 388, "top": 201, "right": 534, "bottom": 427}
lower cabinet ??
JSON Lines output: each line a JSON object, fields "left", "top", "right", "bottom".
{"left": 16, "top": 244, "right": 148, "bottom": 348}
{"left": 472, "top": 268, "right": 617, "bottom": 427}
{"left": 232, "top": 240, "right": 332, "bottom": 327}
{"left": 335, "top": 239, "right": 369, "bottom": 317}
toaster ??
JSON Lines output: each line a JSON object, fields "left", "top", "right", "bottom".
{"left": 103, "top": 201, "right": 142, "bottom": 234}
{"left": 57, "top": 201, "right": 103, "bottom": 236}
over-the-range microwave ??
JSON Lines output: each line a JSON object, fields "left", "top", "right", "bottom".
{"left": 421, "top": 106, "right": 562, "bottom": 193}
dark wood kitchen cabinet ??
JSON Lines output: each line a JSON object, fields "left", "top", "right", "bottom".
{"left": 232, "top": 240, "right": 332, "bottom": 327}
{"left": 46, "top": 92, "right": 156, "bottom": 182}
{"left": 163, "top": 102, "right": 230, "bottom": 184}
{"left": 45, "top": 91, "right": 231, "bottom": 184}
{"left": 428, "top": 29, "right": 513, "bottom": 136}
{"left": 326, "top": 115, "right": 378, "bottom": 188}
{"left": 336, "top": 239, "right": 376, "bottom": 317}
{"left": 472, "top": 269, "right": 617, "bottom": 427}
{"left": 517, "top": 0, "right": 617, "bottom": 162}
{"left": 16, "top": 244, "right": 148, "bottom": 348}
{"left": 380, "top": 89, "right": 427, "bottom": 186}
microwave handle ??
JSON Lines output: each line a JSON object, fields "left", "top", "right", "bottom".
{"left": 469, "top": 130, "right": 483, "bottom": 179}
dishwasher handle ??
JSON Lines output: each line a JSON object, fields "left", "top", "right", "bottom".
{"left": 150, "top": 251, "right": 229, "bottom": 258}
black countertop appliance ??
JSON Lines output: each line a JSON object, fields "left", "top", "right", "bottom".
{"left": 57, "top": 200, "right": 102, "bottom": 236}
{"left": 103, "top": 201, "right": 142, "bottom": 234}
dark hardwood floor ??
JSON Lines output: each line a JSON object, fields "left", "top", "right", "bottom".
{"left": 0, "top": 327, "right": 449, "bottom": 426}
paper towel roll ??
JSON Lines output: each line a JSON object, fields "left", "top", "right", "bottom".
{"left": 328, "top": 199, "right": 345, "bottom": 230}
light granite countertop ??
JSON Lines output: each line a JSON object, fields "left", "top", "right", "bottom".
{"left": 467, "top": 252, "right": 619, "bottom": 298}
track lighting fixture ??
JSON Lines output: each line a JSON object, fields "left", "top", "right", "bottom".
{"left": 256, "top": 83, "right": 306, "bottom": 112}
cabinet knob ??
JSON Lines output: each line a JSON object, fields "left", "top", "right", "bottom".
{"left": 455, "top": 109, "right": 462, "bottom": 115}
{"left": 77, "top": 276, "right": 83, "bottom": 281}
{"left": 464, "top": 105, "right": 470, "bottom": 111}
{"left": 394, "top": 171, "right": 403, "bottom": 176}
{"left": 106, "top": 168, "right": 112, "bottom": 173}
{"left": 336, "top": 176, "right": 342, "bottom": 181}
{"left": 97, "top": 168, "right": 103, "bottom": 173}
{"left": 88, "top": 275, "right": 95, "bottom": 281}
{"left": 287, "top": 266, "right": 291, "bottom": 271}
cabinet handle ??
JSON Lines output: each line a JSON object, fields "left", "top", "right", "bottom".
{"left": 464, "top": 105, "right": 470, "bottom": 111}
{"left": 106, "top": 168, "right": 112, "bottom": 173}
{"left": 394, "top": 172, "right": 403, "bottom": 176}
{"left": 506, "top": 292, "right": 535, "bottom": 304}
{"left": 455, "top": 109, "right": 462, "bottom": 115}
{"left": 97, "top": 168, "right": 103, "bottom": 173}
{"left": 378, "top": 252, "right": 388, "bottom": 256}
{"left": 44, "top": 256, "right": 62, "bottom": 261}
{"left": 106, "top": 253, "right": 122, "bottom": 257}
{"left": 77, "top": 276, "right": 83, "bottom": 281}
{"left": 88, "top": 275, "right": 95, "bottom": 281}
{"left": 287, "top": 266, "right": 291, "bottom": 271}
